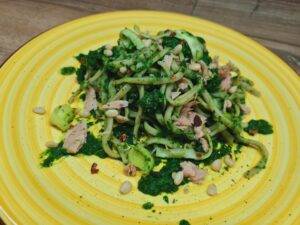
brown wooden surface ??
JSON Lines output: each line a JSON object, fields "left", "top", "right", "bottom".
{"left": 0, "top": 0, "right": 299, "bottom": 224}
{"left": 0, "top": 0, "right": 299, "bottom": 74}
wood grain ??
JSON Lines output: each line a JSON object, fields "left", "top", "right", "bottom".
{"left": 0, "top": 0, "right": 299, "bottom": 224}
{"left": 0, "top": 0, "right": 299, "bottom": 73}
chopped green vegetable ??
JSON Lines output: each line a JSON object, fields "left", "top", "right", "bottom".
{"left": 139, "top": 89, "right": 164, "bottom": 114}
{"left": 163, "top": 195, "right": 169, "bottom": 203}
{"left": 61, "top": 66, "right": 76, "bottom": 75}
{"left": 161, "top": 36, "right": 191, "bottom": 59}
{"left": 142, "top": 202, "right": 154, "bottom": 210}
{"left": 162, "top": 36, "right": 181, "bottom": 49}
{"left": 128, "top": 144, "right": 154, "bottom": 174}
{"left": 75, "top": 64, "right": 87, "bottom": 84}
{"left": 205, "top": 74, "right": 221, "bottom": 93}
{"left": 244, "top": 119, "right": 273, "bottom": 135}
{"left": 50, "top": 104, "right": 75, "bottom": 131}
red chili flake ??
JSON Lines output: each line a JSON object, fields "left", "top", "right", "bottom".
{"left": 119, "top": 133, "right": 127, "bottom": 142}
{"left": 193, "top": 115, "right": 202, "bottom": 127}
{"left": 91, "top": 163, "right": 99, "bottom": 174}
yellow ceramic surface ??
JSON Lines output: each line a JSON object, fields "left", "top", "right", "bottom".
{"left": 0, "top": 11, "right": 299, "bottom": 225}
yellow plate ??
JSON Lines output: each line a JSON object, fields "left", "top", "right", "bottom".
{"left": 0, "top": 11, "right": 299, "bottom": 225}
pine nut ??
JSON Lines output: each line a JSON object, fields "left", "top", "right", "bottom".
{"left": 211, "top": 159, "right": 222, "bottom": 172}
{"left": 188, "top": 63, "right": 201, "bottom": 71}
{"left": 33, "top": 106, "right": 46, "bottom": 115}
{"left": 207, "top": 183, "right": 217, "bottom": 196}
{"left": 119, "top": 181, "right": 132, "bottom": 194}
{"left": 105, "top": 109, "right": 118, "bottom": 118}
{"left": 224, "top": 155, "right": 235, "bottom": 167}
{"left": 172, "top": 171, "right": 184, "bottom": 185}
{"left": 104, "top": 49, "right": 113, "bottom": 56}
{"left": 119, "top": 66, "right": 127, "bottom": 74}
{"left": 45, "top": 141, "right": 58, "bottom": 148}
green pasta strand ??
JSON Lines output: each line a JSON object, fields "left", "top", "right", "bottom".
{"left": 144, "top": 122, "right": 160, "bottom": 136}
{"left": 235, "top": 135, "right": 268, "bottom": 179}
{"left": 145, "top": 137, "right": 177, "bottom": 148}
{"left": 108, "top": 80, "right": 117, "bottom": 98}
{"left": 101, "top": 118, "right": 120, "bottom": 158}
{"left": 113, "top": 72, "right": 184, "bottom": 85}
{"left": 166, "top": 83, "right": 202, "bottom": 106}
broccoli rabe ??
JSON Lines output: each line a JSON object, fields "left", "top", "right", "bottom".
{"left": 75, "top": 48, "right": 105, "bottom": 70}
{"left": 205, "top": 74, "right": 221, "bottom": 93}
{"left": 50, "top": 104, "right": 75, "bottom": 131}
{"left": 162, "top": 36, "right": 181, "bottom": 49}
{"left": 244, "top": 119, "right": 273, "bottom": 135}
{"left": 139, "top": 89, "right": 165, "bottom": 114}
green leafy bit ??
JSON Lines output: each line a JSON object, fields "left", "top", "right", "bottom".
{"left": 50, "top": 104, "right": 75, "bottom": 131}
{"left": 139, "top": 89, "right": 165, "bottom": 114}
{"left": 75, "top": 64, "right": 87, "bottom": 84}
{"left": 163, "top": 195, "right": 169, "bottom": 203}
{"left": 142, "top": 202, "right": 154, "bottom": 210}
{"left": 205, "top": 74, "right": 221, "bottom": 93}
{"left": 60, "top": 66, "right": 76, "bottom": 75}
{"left": 161, "top": 36, "right": 191, "bottom": 59}
{"left": 244, "top": 119, "right": 273, "bottom": 135}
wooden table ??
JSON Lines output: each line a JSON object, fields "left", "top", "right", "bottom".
{"left": 0, "top": 0, "right": 299, "bottom": 224}
{"left": 0, "top": 0, "right": 299, "bottom": 74}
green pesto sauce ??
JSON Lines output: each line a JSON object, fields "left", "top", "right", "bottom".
{"left": 40, "top": 132, "right": 106, "bottom": 167}
{"left": 138, "top": 159, "right": 188, "bottom": 196}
